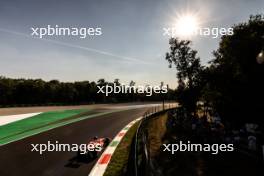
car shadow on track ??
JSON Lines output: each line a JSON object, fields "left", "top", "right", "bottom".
{"left": 64, "top": 154, "right": 95, "bottom": 168}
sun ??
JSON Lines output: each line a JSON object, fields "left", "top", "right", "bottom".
{"left": 174, "top": 14, "right": 199, "bottom": 38}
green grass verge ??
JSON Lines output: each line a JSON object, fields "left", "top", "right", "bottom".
{"left": 0, "top": 109, "right": 88, "bottom": 144}
{"left": 146, "top": 113, "right": 168, "bottom": 157}
{"left": 104, "top": 121, "right": 140, "bottom": 176}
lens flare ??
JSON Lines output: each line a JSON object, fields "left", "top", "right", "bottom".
{"left": 175, "top": 14, "right": 199, "bottom": 38}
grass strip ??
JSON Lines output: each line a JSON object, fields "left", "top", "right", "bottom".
{"left": 0, "top": 109, "right": 125, "bottom": 145}
{"left": 104, "top": 121, "right": 140, "bottom": 176}
{"left": 0, "top": 109, "right": 87, "bottom": 143}
{"left": 146, "top": 113, "right": 168, "bottom": 157}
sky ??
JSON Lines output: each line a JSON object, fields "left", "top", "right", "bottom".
{"left": 0, "top": 0, "right": 263, "bottom": 88}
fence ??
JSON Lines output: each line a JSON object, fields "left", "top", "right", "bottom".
{"left": 130, "top": 103, "right": 177, "bottom": 176}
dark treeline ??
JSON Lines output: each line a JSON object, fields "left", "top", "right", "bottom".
{"left": 0, "top": 77, "right": 176, "bottom": 107}
{"left": 166, "top": 14, "right": 264, "bottom": 125}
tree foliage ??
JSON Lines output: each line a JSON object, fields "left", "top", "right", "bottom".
{"left": 165, "top": 14, "right": 264, "bottom": 124}
{"left": 0, "top": 77, "right": 175, "bottom": 107}
{"left": 204, "top": 14, "right": 264, "bottom": 124}
{"left": 166, "top": 38, "right": 202, "bottom": 113}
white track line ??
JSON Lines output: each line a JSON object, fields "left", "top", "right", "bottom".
{"left": 0, "top": 112, "right": 42, "bottom": 126}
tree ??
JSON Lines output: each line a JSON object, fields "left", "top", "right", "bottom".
{"left": 165, "top": 38, "right": 202, "bottom": 113}
{"left": 205, "top": 14, "right": 264, "bottom": 124}
{"left": 0, "top": 76, "right": 175, "bottom": 107}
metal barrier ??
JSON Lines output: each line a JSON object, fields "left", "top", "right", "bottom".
{"left": 132, "top": 103, "right": 177, "bottom": 176}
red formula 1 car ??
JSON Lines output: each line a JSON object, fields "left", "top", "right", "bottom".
{"left": 77, "top": 136, "right": 111, "bottom": 159}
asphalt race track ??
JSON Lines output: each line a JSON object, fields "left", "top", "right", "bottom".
{"left": 0, "top": 107, "right": 150, "bottom": 176}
